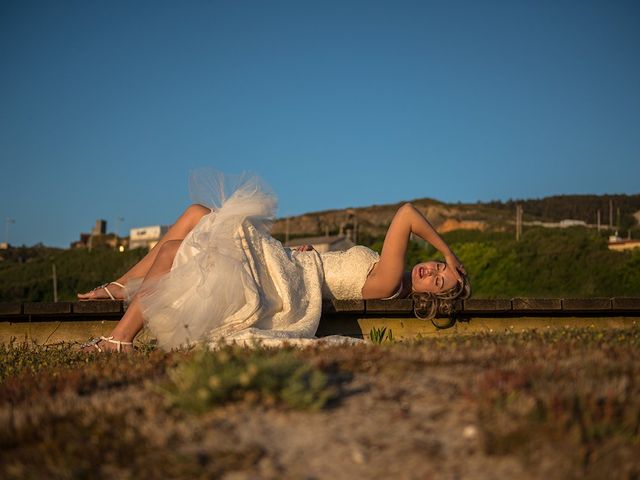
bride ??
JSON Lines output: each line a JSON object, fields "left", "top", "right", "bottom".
{"left": 78, "top": 169, "right": 470, "bottom": 352}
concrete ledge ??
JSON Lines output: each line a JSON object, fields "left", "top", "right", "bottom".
{"left": 5, "top": 316, "right": 637, "bottom": 346}
{"left": 316, "top": 316, "right": 640, "bottom": 341}
{"left": 1, "top": 320, "right": 120, "bottom": 345}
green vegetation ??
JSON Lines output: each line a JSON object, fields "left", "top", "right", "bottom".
{"left": 0, "top": 339, "right": 89, "bottom": 382}
{"left": 483, "top": 193, "right": 640, "bottom": 232}
{"left": 472, "top": 328, "right": 640, "bottom": 478}
{"left": 0, "top": 337, "right": 159, "bottom": 383}
{"left": 0, "top": 246, "right": 146, "bottom": 301}
{"left": 448, "top": 227, "right": 640, "bottom": 297}
{"left": 369, "top": 326, "right": 394, "bottom": 344}
{"left": 2, "top": 225, "right": 640, "bottom": 301}
{"left": 372, "top": 227, "right": 640, "bottom": 298}
{"left": 160, "top": 345, "right": 335, "bottom": 413}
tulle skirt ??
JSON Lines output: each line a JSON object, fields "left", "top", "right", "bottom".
{"left": 125, "top": 168, "right": 279, "bottom": 349}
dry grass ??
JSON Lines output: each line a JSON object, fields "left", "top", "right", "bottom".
{"left": 1, "top": 327, "right": 639, "bottom": 479}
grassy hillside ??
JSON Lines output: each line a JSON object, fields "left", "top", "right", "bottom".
{"left": 373, "top": 227, "right": 640, "bottom": 298}
{"left": 484, "top": 193, "right": 640, "bottom": 228}
{"left": 450, "top": 228, "right": 640, "bottom": 297}
{"left": 0, "top": 247, "right": 146, "bottom": 302}
{"left": 271, "top": 193, "right": 640, "bottom": 240}
{"left": 1, "top": 227, "right": 639, "bottom": 302}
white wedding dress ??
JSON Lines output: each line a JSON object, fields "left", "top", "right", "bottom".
{"left": 127, "top": 169, "right": 380, "bottom": 351}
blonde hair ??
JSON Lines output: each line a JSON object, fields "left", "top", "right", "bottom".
{"left": 411, "top": 271, "right": 471, "bottom": 321}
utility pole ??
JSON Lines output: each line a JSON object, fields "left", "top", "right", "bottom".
{"left": 354, "top": 215, "right": 358, "bottom": 244}
{"left": 516, "top": 204, "right": 523, "bottom": 241}
{"left": 52, "top": 264, "right": 58, "bottom": 303}
{"left": 597, "top": 210, "right": 601, "bottom": 232}
{"left": 114, "top": 216, "right": 124, "bottom": 250}
{"left": 285, "top": 217, "right": 290, "bottom": 244}
{"left": 609, "top": 199, "right": 613, "bottom": 229}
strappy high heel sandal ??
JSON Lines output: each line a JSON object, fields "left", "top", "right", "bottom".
{"left": 79, "top": 281, "right": 125, "bottom": 301}
{"left": 79, "top": 336, "right": 134, "bottom": 353}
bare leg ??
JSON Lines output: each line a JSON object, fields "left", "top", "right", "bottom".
{"left": 81, "top": 240, "right": 184, "bottom": 352}
{"left": 78, "top": 204, "right": 211, "bottom": 300}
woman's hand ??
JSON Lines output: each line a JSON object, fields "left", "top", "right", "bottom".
{"left": 444, "top": 251, "right": 466, "bottom": 282}
{"left": 294, "top": 244, "right": 314, "bottom": 252}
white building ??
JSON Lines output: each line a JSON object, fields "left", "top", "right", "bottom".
{"left": 129, "top": 225, "right": 170, "bottom": 250}
{"left": 608, "top": 232, "right": 640, "bottom": 252}
{"left": 559, "top": 219, "right": 587, "bottom": 228}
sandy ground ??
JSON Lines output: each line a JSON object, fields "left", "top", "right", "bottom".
{"left": 1, "top": 330, "right": 639, "bottom": 479}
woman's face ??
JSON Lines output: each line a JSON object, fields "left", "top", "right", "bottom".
{"left": 411, "top": 261, "right": 459, "bottom": 294}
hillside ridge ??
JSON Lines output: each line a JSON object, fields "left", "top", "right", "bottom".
{"left": 271, "top": 193, "right": 640, "bottom": 240}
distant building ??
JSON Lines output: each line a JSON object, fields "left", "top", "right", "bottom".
{"left": 71, "top": 233, "right": 91, "bottom": 249}
{"left": 0, "top": 242, "right": 9, "bottom": 250}
{"left": 92, "top": 219, "right": 107, "bottom": 235}
{"left": 608, "top": 234, "right": 640, "bottom": 252}
{"left": 285, "top": 235, "right": 355, "bottom": 253}
{"left": 525, "top": 219, "right": 589, "bottom": 229}
{"left": 71, "top": 219, "right": 127, "bottom": 250}
{"left": 559, "top": 219, "right": 587, "bottom": 228}
{"left": 129, "top": 225, "right": 170, "bottom": 250}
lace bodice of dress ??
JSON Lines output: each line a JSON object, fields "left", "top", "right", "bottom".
{"left": 319, "top": 246, "right": 380, "bottom": 300}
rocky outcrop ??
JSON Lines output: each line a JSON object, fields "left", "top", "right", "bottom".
{"left": 271, "top": 198, "right": 495, "bottom": 239}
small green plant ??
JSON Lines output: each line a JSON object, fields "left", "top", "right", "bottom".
{"left": 387, "top": 329, "right": 394, "bottom": 342}
{"left": 0, "top": 339, "right": 86, "bottom": 381}
{"left": 159, "top": 346, "right": 335, "bottom": 413}
{"left": 369, "top": 326, "right": 394, "bottom": 344}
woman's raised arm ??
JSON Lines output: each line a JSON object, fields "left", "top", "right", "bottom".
{"left": 362, "top": 203, "right": 464, "bottom": 299}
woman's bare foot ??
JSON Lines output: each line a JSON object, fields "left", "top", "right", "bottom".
{"left": 77, "top": 282, "right": 126, "bottom": 301}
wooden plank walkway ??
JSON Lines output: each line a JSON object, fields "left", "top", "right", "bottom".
{"left": 2, "top": 297, "right": 639, "bottom": 320}
{"left": 1, "top": 298, "right": 639, "bottom": 345}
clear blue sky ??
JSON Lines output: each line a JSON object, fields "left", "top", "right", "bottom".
{"left": 1, "top": 0, "right": 639, "bottom": 248}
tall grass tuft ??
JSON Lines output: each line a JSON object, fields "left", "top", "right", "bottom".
{"left": 369, "top": 327, "right": 394, "bottom": 344}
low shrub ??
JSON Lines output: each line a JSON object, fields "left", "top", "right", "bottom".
{"left": 159, "top": 345, "right": 335, "bottom": 413}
